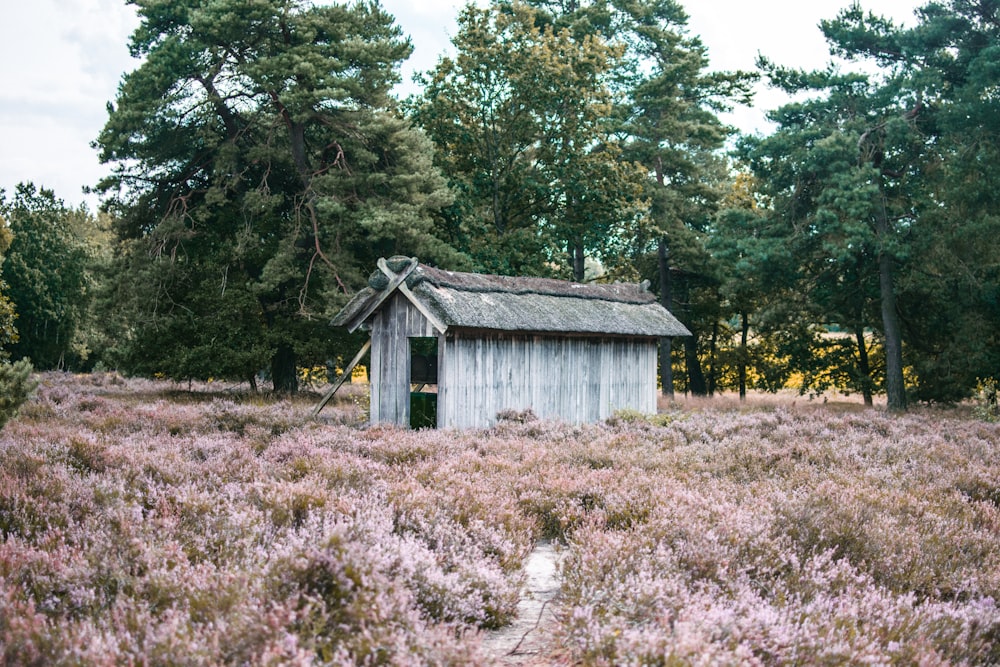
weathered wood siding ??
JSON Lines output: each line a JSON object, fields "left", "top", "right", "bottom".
{"left": 437, "top": 332, "right": 657, "bottom": 429}
{"left": 369, "top": 292, "right": 438, "bottom": 425}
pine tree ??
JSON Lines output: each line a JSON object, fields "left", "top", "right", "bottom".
{"left": 96, "top": 0, "right": 461, "bottom": 390}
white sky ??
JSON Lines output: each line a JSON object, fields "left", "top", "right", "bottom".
{"left": 0, "top": 0, "right": 923, "bottom": 212}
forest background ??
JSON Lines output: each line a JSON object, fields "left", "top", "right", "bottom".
{"left": 0, "top": 0, "right": 997, "bottom": 411}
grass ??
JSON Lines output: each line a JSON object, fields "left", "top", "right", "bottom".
{"left": 1, "top": 372, "right": 998, "bottom": 665}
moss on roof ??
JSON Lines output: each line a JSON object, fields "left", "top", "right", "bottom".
{"left": 334, "top": 258, "right": 690, "bottom": 338}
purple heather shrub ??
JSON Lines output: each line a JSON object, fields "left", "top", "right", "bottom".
{"left": 2, "top": 373, "right": 1000, "bottom": 664}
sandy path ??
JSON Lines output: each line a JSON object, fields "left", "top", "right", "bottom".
{"left": 481, "top": 540, "right": 568, "bottom": 665}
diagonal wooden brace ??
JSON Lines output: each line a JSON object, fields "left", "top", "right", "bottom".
{"left": 311, "top": 339, "right": 371, "bottom": 418}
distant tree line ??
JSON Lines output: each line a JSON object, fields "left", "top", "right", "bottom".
{"left": 1, "top": 0, "right": 996, "bottom": 409}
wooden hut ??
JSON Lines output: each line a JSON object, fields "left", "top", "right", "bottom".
{"left": 330, "top": 257, "right": 690, "bottom": 428}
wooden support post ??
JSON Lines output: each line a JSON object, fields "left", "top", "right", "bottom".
{"left": 311, "top": 340, "right": 371, "bottom": 418}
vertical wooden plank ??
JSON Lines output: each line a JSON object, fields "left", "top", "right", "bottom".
{"left": 584, "top": 339, "right": 601, "bottom": 422}
{"left": 563, "top": 338, "right": 571, "bottom": 422}
{"left": 546, "top": 336, "right": 554, "bottom": 419}
{"left": 597, "top": 340, "right": 607, "bottom": 420}
{"left": 572, "top": 339, "right": 579, "bottom": 422}
{"left": 436, "top": 334, "right": 447, "bottom": 427}
{"left": 626, "top": 339, "right": 632, "bottom": 410}
{"left": 456, "top": 335, "right": 464, "bottom": 427}
{"left": 509, "top": 335, "right": 518, "bottom": 412}
{"left": 605, "top": 339, "right": 612, "bottom": 419}
{"left": 565, "top": 337, "right": 573, "bottom": 421}
{"left": 463, "top": 337, "right": 472, "bottom": 429}
{"left": 506, "top": 335, "right": 513, "bottom": 414}
{"left": 644, "top": 341, "right": 656, "bottom": 413}
{"left": 475, "top": 337, "right": 485, "bottom": 426}
{"left": 574, "top": 339, "right": 583, "bottom": 423}
{"left": 584, "top": 340, "right": 601, "bottom": 422}
{"left": 383, "top": 296, "right": 398, "bottom": 424}
{"left": 379, "top": 304, "right": 395, "bottom": 423}
{"left": 451, "top": 335, "right": 465, "bottom": 428}
{"left": 398, "top": 299, "right": 410, "bottom": 424}
{"left": 466, "top": 336, "right": 477, "bottom": 429}
{"left": 603, "top": 338, "right": 611, "bottom": 418}
{"left": 555, "top": 338, "right": 564, "bottom": 421}
{"left": 380, "top": 293, "right": 407, "bottom": 426}
{"left": 446, "top": 334, "right": 456, "bottom": 428}
{"left": 626, "top": 339, "right": 633, "bottom": 409}
{"left": 531, "top": 336, "right": 539, "bottom": 415}
{"left": 482, "top": 336, "right": 492, "bottom": 425}
{"left": 493, "top": 336, "right": 504, "bottom": 418}
{"left": 546, "top": 339, "right": 566, "bottom": 418}
{"left": 462, "top": 336, "right": 472, "bottom": 428}
{"left": 384, "top": 304, "right": 396, "bottom": 423}
{"left": 576, "top": 338, "right": 585, "bottom": 423}
{"left": 616, "top": 338, "right": 623, "bottom": 412}
{"left": 540, "top": 337, "right": 549, "bottom": 420}
{"left": 511, "top": 335, "right": 522, "bottom": 414}
{"left": 444, "top": 334, "right": 456, "bottom": 428}
{"left": 613, "top": 338, "right": 625, "bottom": 414}
{"left": 554, "top": 337, "right": 563, "bottom": 420}
{"left": 369, "top": 310, "right": 382, "bottom": 423}
{"left": 386, "top": 297, "right": 397, "bottom": 424}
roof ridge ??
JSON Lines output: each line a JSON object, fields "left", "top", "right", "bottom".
{"left": 414, "top": 264, "right": 655, "bottom": 305}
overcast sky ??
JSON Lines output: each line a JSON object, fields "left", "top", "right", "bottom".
{"left": 0, "top": 0, "right": 923, "bottom": 212}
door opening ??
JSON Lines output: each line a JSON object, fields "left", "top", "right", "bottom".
{"left": 409, "top": 337, "right": 438, "bottom": 428}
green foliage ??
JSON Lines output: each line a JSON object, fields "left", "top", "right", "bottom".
{"left": 0, "top": 358, "right": 36, "bottom": 429}
{"left": 559, "top": 0, "right": 754, "bottom": 392}
{"left": 724, "top": 0, "right": 1000, "bottom": 407}
{"left": 95, "top": 0, "right": 463, "bottom": 390}
{"left": 606, "top": 408, "right": 674, "bottom": 428}
{"left": 412, "top": 2, "right": 645, "bottom": 279}
{"left": 0, "top": 214, "right": 16, "bottom": 355}
{"left": 0, "top": 184, "right": 99, "bottom": 370}
{"left": 411, "top": 0, "right": 755, "bottom": 394}
{"left": 0, "top": 289, "right": 17, "bottom": 356}
{"left": 974, "top": 378, "right": 999, "bottom": 422}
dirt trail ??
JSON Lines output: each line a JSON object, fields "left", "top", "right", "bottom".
{"left": 481, "top": 540, "right": 566, "bottom": 665}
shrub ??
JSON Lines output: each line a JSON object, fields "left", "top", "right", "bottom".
{"left": 0, "top": 359, "right": 36, "bottom": 429}
{"left": 4, "top": 373, "right": 1000, "bottom": 664}
{"left": 974, "top": 377, "right": 999, "bottom": 422}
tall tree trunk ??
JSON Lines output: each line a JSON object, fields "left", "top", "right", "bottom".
{"left": 854, "top": 325, "right": 874, "bottom": 406}
{"left": 657, "top": 238, "right": 674, "bottom": 397}
{"left": 684, "top": 336, "right": 707, "bottom": 396}
{"left": 271, "top": 343, "right": 298, "bottom": 394}
{"left": 739, "top": 310, "right": 749, "bottom": 401}
{"left": 878, "top": 250, "right": 906, "bottom": 411}
{"left": 876, "top": 187, "right": 906, "bottom": 412}
{"left": 572, "top": 243, "right": 585, "bottom": 283}
{"left": 675, "top": 270, "right": 707, "bottom": 396}
{"left": 707, "top": 319, "right": 719, "bottom": 396}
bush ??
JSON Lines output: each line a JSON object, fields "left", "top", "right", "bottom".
{"left": 0, "top": 359, "right": 36, "bottom": 428}
{"left": 974, "top": 377, "right": 999, "bottom": 422}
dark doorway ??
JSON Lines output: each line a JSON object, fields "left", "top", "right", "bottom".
{"left": 409, "top": 337, "right": 438, "bottom": 428}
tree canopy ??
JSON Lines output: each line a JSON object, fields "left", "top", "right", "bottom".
{"left": 411, "top": 2, "right": 647, "bottom": 280}
{"left": 95, "top": 0, "right": 462, "bottom": 391}
{"left": 733, "top": 0, "right": 1000, "bottom": 407}
{"left": 0, "top": 183, "right": 97, "bottom": 370}
{"left": 0, "top": 0, "right": 990, "bottom": 407}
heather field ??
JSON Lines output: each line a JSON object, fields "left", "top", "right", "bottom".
{"left": 3, "top": 374, "right": 1000, "bottom": 665}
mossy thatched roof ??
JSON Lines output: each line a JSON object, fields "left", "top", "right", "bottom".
{"left": 332, "top": 258, "right": 690, "bottom": 338}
